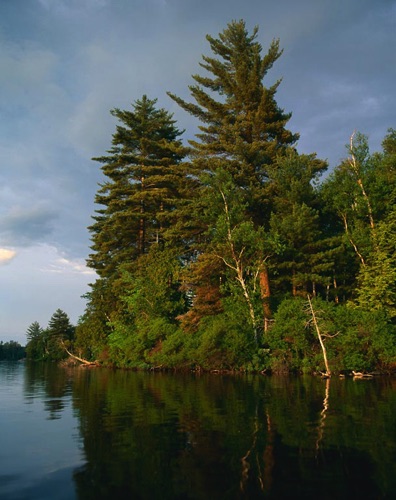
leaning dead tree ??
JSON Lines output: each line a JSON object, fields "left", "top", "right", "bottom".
{"left": 60, "top": 340, "right": 98, "bottom": 366}
{"left": 306, "top": 295, "right": 333, "bottom": 377}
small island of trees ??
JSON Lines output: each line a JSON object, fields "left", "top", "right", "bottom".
{"left": 25, "top": 20, "right": 396, "bottom": 376}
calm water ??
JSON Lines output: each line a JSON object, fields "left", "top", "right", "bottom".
{"left": 0, "top": 361, "right": 395, "bottom": 499}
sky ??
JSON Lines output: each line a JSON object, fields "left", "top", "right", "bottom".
{"left": 0, "top": 0, "right": 395, "bottom": 344}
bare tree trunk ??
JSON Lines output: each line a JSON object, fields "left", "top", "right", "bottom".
{"left": 349, "top": 132, "right": 376, "bottom": 233}
{"left": 60, "top": 341, "right": 97, "bottom": 366}
{"left": 307, "top": 295, "right": 331, "bottom": 377}
{"left": 349, "top": 132, "right": 378, "bottom": 253}
{"left": 341, "top": 213, "right": 366, "bottom": 267}
{"left": 218, "top": 189, "right": 258, "bottom": 344}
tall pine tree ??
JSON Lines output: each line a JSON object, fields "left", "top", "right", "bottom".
{"left": 168, "top": 20, "right": 299, "bottom": 330}
{"left": 84, "top": 96, "right": 188, "bottom": 351}
{"left": 88, "top": 95, "right": 187, "bottom": 278}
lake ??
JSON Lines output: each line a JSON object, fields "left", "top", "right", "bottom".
{"left": 0, "top": 361, "right": 395, "bottom": 499}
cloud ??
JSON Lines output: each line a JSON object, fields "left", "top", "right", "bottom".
{"left": 0, "top": 244, "right": 95, "bottom": 343}
{"left": 0, "top": 39, "right": 59, "bottom": 111}
{"left": 0, "top": 248, "right": 16, "bottom": 265}
{"left": 0, "top": 205, "right": 58, "bottom": 247}
{"left": 44, "top": 255, "right": 96, "bottom": 275}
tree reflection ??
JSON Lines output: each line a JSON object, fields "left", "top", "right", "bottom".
{"left": 69, "top": 372, "right": 396, "bottom": 498}
{"left": 23, "top": 361, "right": 73, "bottom": 419}
{"left": 19, "top": 364, "right": 396, "bottom": 498}
{"left": 315, "top": 377, "right": 330, "bottom": 452}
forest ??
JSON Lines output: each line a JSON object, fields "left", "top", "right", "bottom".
{"left": 25, "top": 20, "right": 396, "bottom": 376}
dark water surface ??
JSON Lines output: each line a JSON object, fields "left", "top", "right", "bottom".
{"left": 0, "top": 361, "right": 395, "bottom": 499}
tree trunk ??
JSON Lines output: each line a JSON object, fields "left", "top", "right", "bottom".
{"left": 259, "top": 266, "right": 272, "bottom": 332}
{"left": 307, "top": 295, "right": 331, "bottom": 377}
{"left": 219, "top": 189, "right": 258, "bottom": 343}
{"left": 292, "top": 269, "right": 297, "bottom": 297}
{"left": 333, "top": 276, "right": 339, "bottom": 304}
{"left": 139, "top": 174, "right": 146, "bottom": 254}
{"left": 61, "top": 341, "right": 97, "bottom": 366}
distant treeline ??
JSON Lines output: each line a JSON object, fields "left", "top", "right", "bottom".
{"left": 25, "top": 20, "right": 396, "bottom": 375}
{"left": 0, "top": 341, "right": 25, "bottom": 361}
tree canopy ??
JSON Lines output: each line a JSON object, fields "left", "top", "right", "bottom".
{"left": 26, "top": 21, "right": 396, "bottom": 375}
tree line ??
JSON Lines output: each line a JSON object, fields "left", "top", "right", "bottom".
{"left": 0, "top": 341, "right": 25, "bottom": 360}
{"left": 25, "top": 309, "right": 74, "bottom": 361}
{"left": 25, "top": 20, "right": 396, "bottom": 374}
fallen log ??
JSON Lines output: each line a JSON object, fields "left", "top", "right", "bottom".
{"left": 60, "top": 341, "right": 98, "bottom": 366}
{"left": 352, "top": 370, "right": 374, "bottom": 379}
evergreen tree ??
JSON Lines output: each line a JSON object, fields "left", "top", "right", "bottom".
{"left": 26, "top": 321, "right": 44, "bottom": 342}
{"left": 25, "top": 321, "right": 47, "bottom": 360}
{"left": 168, "top": 20, "right": 299, "bottom": 330}
{"left": 88, "top": 95, "right": 188, "bottom": 279}
{"left": 267, "top": 150, "right": 331, "bottom": 297}
{"left": 168, "top": 20, "right": 298, "bottom": 215}
{"left": 48, "top": 309, "right": 74, "bottom": 341}
{"left": 82, "top": 96, "right": 189, "bottom": 354}
{"left": 0, "top": 341, "right": 25, "bottom": 360}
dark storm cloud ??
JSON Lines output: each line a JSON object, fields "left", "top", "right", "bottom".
{"left": 0, "top": 205, "right": 58, "bottom": 246}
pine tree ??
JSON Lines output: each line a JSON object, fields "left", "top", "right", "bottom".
{"left": 88, "top": 95, "right": 188, "bottom": 279}
{"left": 26, "top": 321, "right": 44, "bottom": 342}
{"left": 25, "top": 321, "right": 46, "bottom": 360}
{"left": 267, "top": 150, "right": 331, "bottom": 296}
{"left": 83, "top": 96, "right": 189, "bottom": 353}
{"left": 47, "top": 309, "right": 74, "bottom": 342}
{"left": 168, "top": 20, "right": 299, "bottom": 329}
{"left": 168, "top": 19, "right": 298, "bottom": 214}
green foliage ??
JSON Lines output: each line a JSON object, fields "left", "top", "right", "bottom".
{"left": 74, "top": 280, "right": 116, "bottom": 361}
{"left": 105, "top": 245, "right": 188, "bottom": 367}
{"left": 25, "top": 311, "right": 75, "bottom": 362}
{"left": 189, "top": 297, "right": 257, "bottom": 370}
{"left": 48, "top": 309, "right": 75, "bottom": 342}
{"left": 354, "top": 209, "right": 396, "bottom": 317}
{"left": 68, "top": 19, "right": 396, "bottom": 373}
{"left": 74, "top": 312, "right": 109, "bottom": 362}
{"left": 88, "top": 95, "right": 188, "bottom": 279}
{"left": 331, "top": 307, "right": 396, "bottom": 372}
{"left": 264, "top": 297, "right": 396, "bottom": 373}
{"left": 0, "top": 341, "right": 25, "bottom": 360}
{"left": 25, "top": 321, "right": 47, "bottom": 361}
{"left": 264, "top": 297, "right": 313, "bottom": 372}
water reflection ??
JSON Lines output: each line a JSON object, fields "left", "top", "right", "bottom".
{"left": 24, "top": 362, "right": 73, "bottom": 419}
{"left": 1, "top": 362, "right": 396, "bottom": 499}
{"left": 70, "top": 371, "right": 396, "bottom": 499}
{"left": 315, "top": 377, "right": 330, "bottom": 452}
{"left": 0, "top": 362, "right": 83, "bottom": 499}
